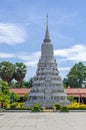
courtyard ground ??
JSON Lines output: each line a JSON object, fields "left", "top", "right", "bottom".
{"left": 0, "top": 112, "right": 86, "bottom": 130}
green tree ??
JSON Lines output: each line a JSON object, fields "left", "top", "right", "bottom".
{"left": 0, "top": 91, "right": 4, "bottom": 103}
{"left": 11, "top": 78, "right": 33, "bottom": 88}
{"left": 14, "top": 63, "right": 27, "bottom": 87}
{"left": 0, "top": 61, "right": 14, "bottom": 86}
{"left": 0, "top": 81, "right": 11, "bottom": 108}
{"left": 0, "top": 81, "right": 10, "bottom": 95}
{"left": 11, "top": 92, "right": 20, "bottom": 102}
{"left": 66, "top": 62, "right": 86, "bottom": 88}
{"left": 63, "top": 78, "right": 68, "bottom": 88}
{"left": 0, "top": 80, "right": 20, "bottom": 108}
{"left": 67, "top": 96, "right": 75, "bottom": 102}
{"left": 28, "top": 78, "right": 33, "bottom": 88}
{"left": 21, "top": 78, "right": 33, "bottom": 88}
{"left": 23, "top": 93, "right": 28, "bottom": 101}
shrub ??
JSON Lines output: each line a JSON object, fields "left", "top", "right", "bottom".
{"left": 19, "top": 102, "right": 24, "bottom": 107}
{"left": 67, "top": 102, "right": 86, "bottom": 110}
{"left": 53, "top": 106, "right": 56, "bottom": 111}
{"left": 41, "top": 106, "right": 45, "bottom": 111}
{"left": 10, "top": 102, "right": 18, "bottom": 109}
{"left": 60, "top": 106, "right": 69, "bottom": 112}
{"left": 54, "top": 103, "right": 61, "bottom": 110}
{"left": 3, "top": 102, "right": 10, "bottom": 109}
{"left": 6, "top": 107, "right": 31, "bottom": 110}
{"left": 31, "top": 103, "right": 42, "bottom": 112}
{"left": 67, "top": 96, "right": 75, "bottom": 102}
{"left": 23, "top": 93, "right": 28, "bottom": 101}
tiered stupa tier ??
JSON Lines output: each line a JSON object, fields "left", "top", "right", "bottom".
{"left": 26, "top": 16, "right": 69, "bottom": 107}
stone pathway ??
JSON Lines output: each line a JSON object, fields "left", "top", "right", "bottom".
{"left": 0, "top": 112, "right": 86, "bottom": 130}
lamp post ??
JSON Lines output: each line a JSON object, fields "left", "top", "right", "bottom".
{"left": 11, "top": 92, "right": 14, "bottom": 103}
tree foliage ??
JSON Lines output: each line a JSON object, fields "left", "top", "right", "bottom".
{"left": 11, "top": 77, "right": 33, "bottom": 88}
{"left": 67, "top": 96, "right": 75, "bottom": 102}
{"left": 63, "top": 78, "right": 68, "bottom": 88}
{"left": 0, "top": 61, "right": 14, "bottom": 85}
{"left": 0, "top": 80, "right": 10, "bottom": 95}
{"left": 0, "top": 81, "right": 11, "bottom": 107}
{"left": 14, "top": 63, "right": 27, "bottom": 87}
{"left": 0, "top": 61, "right": 27, "bottom": 88}
{"left": 26, "top": 78, "right": 33, "bottom": 88}
{"left": 0, "top": 80, "right": 20, "bottom": 108}
{"left": 65, "top": 62, "right": 86, "bottom": 88}
{"left": 11, "top": 92, "right": 20, "bottom": 102}
{"left": 23, "top": 93, "right": 28, "bottom": 101}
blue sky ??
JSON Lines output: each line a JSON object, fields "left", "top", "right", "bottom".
{"left": 0, "top": 0, "right": 86, "bottom": 80}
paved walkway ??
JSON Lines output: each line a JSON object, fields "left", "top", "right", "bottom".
{"left": 0, "top": 112, "right": 86, "bottom": 130}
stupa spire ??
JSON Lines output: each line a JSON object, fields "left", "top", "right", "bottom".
{"left": 25, "top": 14, "right": 70, "bottom": 108}
{"left": 44, "top": 14, "right": 51, "bottom": 42}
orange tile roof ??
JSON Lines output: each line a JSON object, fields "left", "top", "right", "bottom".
{"left": 66, "top": 88, "right": 86, "bottom": 97}
{"left": 10, "top": 88, "right": 86, "bottom": 97}
{"left": 10, "top": 88, "right": 29, "bottom": 97}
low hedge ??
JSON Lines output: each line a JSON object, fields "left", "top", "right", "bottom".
{"left": 54, "top": 103, "right": 61, "bottom": 110}
{"left": 6, "top": 107, "right": 31, "bottom": 110}
{"left": 67, "top": 102, "right": 86, "bottom": 110}
{"left": 60, "top": 106, "right": 69, "bottom": 112}
{"left": 31, "top": 103, "right": 42, "bottom": 112}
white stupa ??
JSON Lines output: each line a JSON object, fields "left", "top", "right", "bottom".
{"left": 26, "top": 15, "right": 69, "bottom": 107}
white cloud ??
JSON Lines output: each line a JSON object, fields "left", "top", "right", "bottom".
{"left": 17, "top": 51, "right": 40, "bottom": 67}
{"left": 0, "top": 23, "right": 27, "bottom": 45}
{"left": 17, "top": 44, "right": 86, "bottom": 68}
{"left": 54, "top": 44, "right": 86, "bottom": 62}
{"left": 17, "top": 51, "right": 40, "bottom": 61}
{"left": 0, "top": 52, "right": 15, "bottom": 58}
{"left": 24, "top": 61, "right": 38, "bottom": 67}
{"left": 0, "top": 44, "right": 86, "bottom": 69}
{"left": 59, "top": 67, "right": 71, "bottom": 71}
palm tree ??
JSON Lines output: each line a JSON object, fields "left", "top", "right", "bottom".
{"left": 14, "top": 62, "right": 27, "bottom": 87}
{"left": 0, "top": 61, "right": 14, "bottom": 86}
